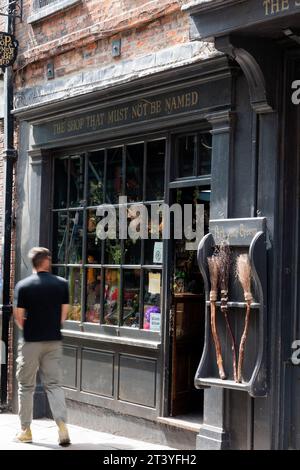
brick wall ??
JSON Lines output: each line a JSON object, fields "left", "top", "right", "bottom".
{"left": 14, "top": 1, "right": 193, "bottom": 89}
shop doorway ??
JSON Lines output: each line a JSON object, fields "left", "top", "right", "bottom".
{"left": 169, "top": 185, "right": 209, "bottom": 417}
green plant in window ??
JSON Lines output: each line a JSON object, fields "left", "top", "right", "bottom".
{"left": 89, "top": 180, "right": 103, "bottom": 205}
{"left": 107, "top": 243, "right": 122, "bottom": 264}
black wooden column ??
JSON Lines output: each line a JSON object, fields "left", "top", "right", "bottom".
{"left": 196, "top": 110, "right": 234, "bottom": 450}
{"left": 28, "top": 149, "right": 52, "bottom": 419}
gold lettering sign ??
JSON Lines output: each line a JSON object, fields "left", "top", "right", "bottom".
{"left": 0, "top": 32, "right": 18, "bottom": 68}
{"left": 51, "top": 89, "right": 200, "bottom": 137}
{"left": 262, "top": 0, "right": 300, "bottom": 15}
{"left": 213, "top": 224, "right": 258, "bottom": 243}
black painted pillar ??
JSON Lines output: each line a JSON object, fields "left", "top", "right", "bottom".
{"left": 196, "top": 110, "right": 234, "bottom": 450}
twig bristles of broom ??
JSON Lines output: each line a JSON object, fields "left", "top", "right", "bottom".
{"left": 208, "top": 255, "right": 226, "bottom": 380}
{"left": 236, "top": 254, "right": 253, "bottom": 383}
{"left": 218, "top": 244, "right": 238, "bottom": 382}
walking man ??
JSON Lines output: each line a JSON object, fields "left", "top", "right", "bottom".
{"left": 14, "top": 247, "right": 71, "bottom": 446}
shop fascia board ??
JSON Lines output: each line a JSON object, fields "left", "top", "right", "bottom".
{"left": 12, "top": 55, "right": 231, "bottom": 122}
{"left": 185, "top": 0, "right": 300, "bottom": 40}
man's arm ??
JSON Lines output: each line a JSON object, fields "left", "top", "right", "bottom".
{"left": 13, "top": 307, "right": 26, "bottom": 330}
{"left": 61, "top": 304, "right": 69, "bottom": 324}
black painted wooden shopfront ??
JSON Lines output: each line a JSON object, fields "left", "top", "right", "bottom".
{"left": 13, "top": 56, "right": 239, "bottom": 448}
{"left": 13, "top": 0, "right": 300, "bottom": 449}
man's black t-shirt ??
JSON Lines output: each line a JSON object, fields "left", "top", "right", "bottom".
{"left": 14, "top": 272, "right": 69, "bottom": 342}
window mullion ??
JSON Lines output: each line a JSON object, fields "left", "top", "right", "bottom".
{"left": 81, "top": 152, "right": 89, "bottom": 323}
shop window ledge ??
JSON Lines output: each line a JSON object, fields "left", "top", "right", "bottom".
{"left": 28, "top": 0, "right": 82, "bottom": 25}
{"left": 157, "top": 416, "right": 202, "bottom": 433}
{"left": 61, "top": 328, "right": 161, "bottom": 350}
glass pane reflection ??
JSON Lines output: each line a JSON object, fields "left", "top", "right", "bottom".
{"left": 67, "top": 267, "right": 82, "bottom": 321}
{"left": 104, "top": 269, "right": 120, "bottom": 325}
{"left": 122, "top": 270, "right": 140, "bottom": 328}
{"left": 143, "top": 270, "right": 161, "bottom": 331}
{"left": 86, "top": 268, "right": 102, "bottom": 323}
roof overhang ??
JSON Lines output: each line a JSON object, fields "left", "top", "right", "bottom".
{"left": 184, "top": 0, "right": 300, "bottom": 41}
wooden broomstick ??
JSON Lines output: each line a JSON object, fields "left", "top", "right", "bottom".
{"left": 208, "top": 254, "right": 226, "bottom": 380}
{"left": 218, "top": 244, "right": 238, "bottom": 382}
{"left": 236, "top": 254, "right": 253, "bottom": 383}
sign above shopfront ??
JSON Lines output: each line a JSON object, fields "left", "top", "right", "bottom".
{"left": 33, "top": 77, "right": 231, "bottom": 146}
{"left": 188, "top": 0, "right": 300, "bottom": 39}
{"left": 262, "top": 0, "right": 300, "bottom": 16}
{"left": 0, "top": 32, "right": 18, "bottom": 69}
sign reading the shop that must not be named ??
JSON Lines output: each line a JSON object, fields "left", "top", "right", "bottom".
{"left": 0, "top": 32, "right": 18, "bottom": 68}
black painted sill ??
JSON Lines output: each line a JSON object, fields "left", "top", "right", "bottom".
{"left": 28, "top": 0, "right": 82, "bottom": 25}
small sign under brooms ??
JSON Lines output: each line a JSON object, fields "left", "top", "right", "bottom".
{"left": 0, "top": 32, "right": 18, "bottom": 68}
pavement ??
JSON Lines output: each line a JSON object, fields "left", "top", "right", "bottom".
{"left": 0, "top": 413, "right": 175, "bottom": 450}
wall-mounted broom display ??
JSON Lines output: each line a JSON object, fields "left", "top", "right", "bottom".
{"left": 196, "top": 217, "right": 267, "bottom": 398}
{"left": 236, "top": 254, "right": 253, "bottom": 383}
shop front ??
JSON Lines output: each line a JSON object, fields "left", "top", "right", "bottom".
{"left": 13, "top": 56, "right": 241, "bottom": 448}
{"left": 14, "top": 0, "right": 300, "bottom": 449}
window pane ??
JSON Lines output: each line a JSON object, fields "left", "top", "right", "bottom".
{"left": 124, "top": 238, "right": 141, "bottom": 265}
{"left": 199, "top": 133, "right": 212, "bottom": 176}
{"left": 52, "top": 211, "right": 68, "bottom": 264}
{"left": 88, "top": 151, "right": 105, "bottom": 206}
{"left": 54, "top": 158, "right": 68, "bottom": 209}
{"left": 126, "top": 143, "right": 143, "bottom": 202}
{"left": 104, "top": 269, "right": 120, "bottom": 325}
{"left": 86, "top": 267, "right": 102, "bottom": 323}
{"left": 86, "top": 209, "right": 102, "bottom": 264}
{"left": 69, "top": 156, "right": 84, "bottom": 207}
{"left": 146, "top": 140, "right": 165, "bottom": 201}
{"left": 106, "top": 147, "right": 123, "bottom": 204}
{"left": 67, "top": 210, "right": 83, "bottom": 264}
{"left": 143, "top": 270, "right": 161, "bottom": 331}
{"left": 122, "top": 270, "right": 141, "bottom": 328}
{"left": 177, "top": 135, "right": 196, "bottom": 178}
{"left": 144, "top": 205, "right": 163, "bottom": 265}
{"left": 67, "top": 267, "right": 82, "bottom": 321}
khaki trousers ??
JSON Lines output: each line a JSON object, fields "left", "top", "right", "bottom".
{"left": 16, "top": 340, "right": 67, "bottom": 429}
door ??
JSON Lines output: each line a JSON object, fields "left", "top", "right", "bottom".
{"left": 169, "top": 185, "right": 209, "bottom": 416}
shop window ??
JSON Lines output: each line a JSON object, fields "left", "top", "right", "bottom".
{"left": 51, "top": 138, "right": 165, "bottom": 331}
{"left": 175, "top": 131, "right": 212, "bottom": 179}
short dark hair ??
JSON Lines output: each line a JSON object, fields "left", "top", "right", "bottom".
{"left": 28, "top": 247, "right": 51, "bottom": 269}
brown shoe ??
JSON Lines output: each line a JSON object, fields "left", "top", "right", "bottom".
{"left": 16, "top": 427, "right": 32, "bottom": 443}
{"left": 57, "top": 421, "right": 71, "bottom": 446}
